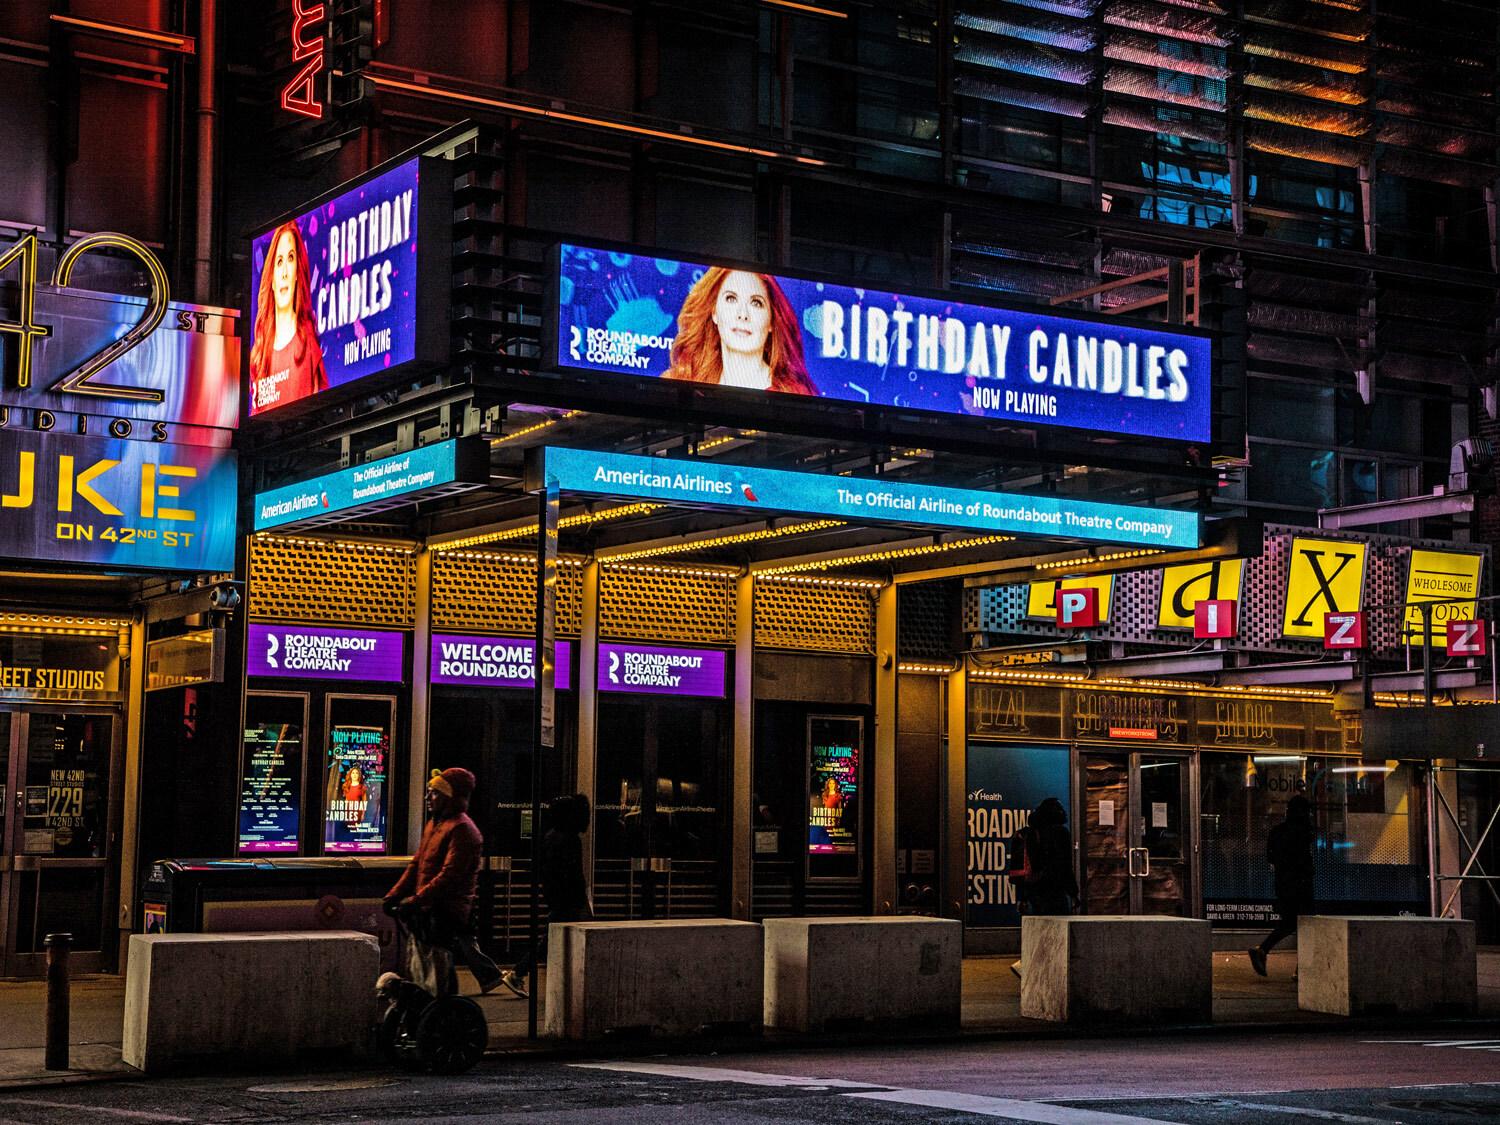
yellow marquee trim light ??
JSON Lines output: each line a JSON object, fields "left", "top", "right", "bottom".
{"left": 433, "top": 504, "right": 663, "bottom": 552}
{"left": 757, "top": 534, "right": 1017, "bottom": 575}
{"left": 604, "top": 519, "right": 846, "bottom": 562}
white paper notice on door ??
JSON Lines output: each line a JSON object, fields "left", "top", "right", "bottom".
{"left": 1151, "top": 801, "right": 1168, "bottom": 828}
{"left": 1098, "top": 799, "right": 1115, "bottom": 827}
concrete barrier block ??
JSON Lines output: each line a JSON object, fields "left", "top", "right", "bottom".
{"left": 1020, "top": 915, "right": 1212, "bottom": 1024}
{"left": 763, "top": 916, "right": 961, "bottom": 1033}
{"left": 543, "top": 919, "right": 763, "bottom": 1040}
{"left": 1298, "top": 916, "right": 1478, "bottom": 1017}
{"left": 123, "top": 931, "right": 380, "bottom": 1073}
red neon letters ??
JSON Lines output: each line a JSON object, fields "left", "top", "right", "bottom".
{"left": 281, "top": 0, "right": 326, "bottom": 120}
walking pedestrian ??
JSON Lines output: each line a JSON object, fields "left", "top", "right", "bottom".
{"left": 383, "top": 766, "right": 504, "bottom": 996}
{"left": 1010, "top": 796, "right": 1078, "bottom": 978}
{"left": 502, "top": 792, "right": 594, "bottom": 998}
{"left": 1249, "top": 794, "right": 1315, "bottom": 977}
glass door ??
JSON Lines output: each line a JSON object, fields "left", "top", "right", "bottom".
{"left": 1080, "top": 749, "right": 1192, "bottom": 916}
{"left": 594, "top": 696, "right": 726, "bottom": 919}
{"left": 1, "top": 709, "right": 120, "bottom": 975}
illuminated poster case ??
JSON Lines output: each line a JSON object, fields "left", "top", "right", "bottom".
{"left": 245, "top": 154, "right": 452, "bottom": 419}
{"left": 807, "top": 715, "right": 863, "bottom": 882}
{"left": 545, "top": 241, "right": 1214, "bottom": 445}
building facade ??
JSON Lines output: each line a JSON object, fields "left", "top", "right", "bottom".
{"left": 0, "top": 1, "right": 1497, "bottom": 974}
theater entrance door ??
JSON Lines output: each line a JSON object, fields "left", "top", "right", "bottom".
{"left": 1078, "top": 749, "right": 1194, "bottom": 916}
{"left": 0, "top": 708, "right": 122, "bottom": 975}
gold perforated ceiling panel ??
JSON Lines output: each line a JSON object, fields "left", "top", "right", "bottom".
{"left": 598, "top": 565, "right": 736, "bottom": 645}
{"left": 248, "top": 536, "right": 416, "bottom": 627}
{"left": 432, "top": 552, "right": 583, "bottom": 636}
{"left": 755, "top": 578, "right": 875, "bottom": 655}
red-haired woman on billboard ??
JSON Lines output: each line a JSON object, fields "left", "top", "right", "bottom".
{"left": 664, "top": 268, "right": 817, "bottom": 395}
{"left": 249, "top": 221, "right": 328, "bottom": 413}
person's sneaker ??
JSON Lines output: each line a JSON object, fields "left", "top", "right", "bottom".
{"left": 1009, "top": 960, "right": 1022, "bottom": 980}
{"left": 1248, "top": 947, "right": 1268, "bottom": 977}
{"left": 500, "top": 970, "right": 528, "bottom": 998}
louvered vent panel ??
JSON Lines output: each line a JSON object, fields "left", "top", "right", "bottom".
{"left": 755, "top": 580, "right": 875, "bottom": 655}
{"left": 598, "top": 567, "right": 735, "bottom": 645}
{"left": 248, "top": 536, "right": 417, "bottom": 627}
{"left": 431, "top": 552, "right": 583, "bottom": 636}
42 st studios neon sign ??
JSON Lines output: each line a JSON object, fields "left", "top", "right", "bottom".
{"left": 0, "top": 230, "right": 195, "bottom": 439}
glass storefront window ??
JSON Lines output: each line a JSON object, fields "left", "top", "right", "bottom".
{"left": 23, "top": 714, "right": 111, "bottom": 858}
{"left": 1201, "top": 753, "right": 1427, "bottom": 925}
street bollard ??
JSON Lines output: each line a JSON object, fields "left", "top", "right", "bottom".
{"left": 44, "top": 932, "right": 70, "bottom": 1071}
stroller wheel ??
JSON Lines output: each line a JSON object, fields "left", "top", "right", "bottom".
{"left": 415, "top": 995, "right": 488, "bottom": 1075}
{"left": 377, "top": 1004, "right": 427, "bottom": 1071}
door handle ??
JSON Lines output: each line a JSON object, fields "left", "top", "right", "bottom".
{"left": 1127, "top": 847, "right": 1150, "bottom": 877}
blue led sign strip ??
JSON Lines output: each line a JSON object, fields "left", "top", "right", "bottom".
{"left": 254, "top": 439, "right": 474, "bottom": 531}
{"left": 539, "top": 447, "right": 1200, "bottom": 549}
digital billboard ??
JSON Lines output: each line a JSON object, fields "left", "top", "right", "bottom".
{"left": 0, "top": 430, "right": 236, "bottom": 572}
{"left": 252, "top": 437, "right": 489, "bottom": 531}
{"left": 597, "top": 643, "right": 726, "bottom": 697}
{"left": 430, "top": 636, "right": 574, "bottom": 689}
{"left": 248, "top": 155, "right": 450, "bottom": 416}
{"left": 247, "top": 624, "right": 405, "bottom": 681}
{"left": 532, "top": 446, "right": 1201, "bottom": 550}
{"left": 549, "top": 242, "right": 1213, "bottom": 443}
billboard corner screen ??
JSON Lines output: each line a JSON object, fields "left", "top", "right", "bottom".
{"left": 547, "top": 241, "right": 1213, "bottom": 446}
{"left": 246, "top": 154, "right": 450, "bottom": 419}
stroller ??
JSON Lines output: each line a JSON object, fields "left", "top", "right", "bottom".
{"left": 375, "top": 913, "right": 489, "bottom": 1074}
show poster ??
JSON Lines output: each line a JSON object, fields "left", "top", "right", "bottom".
{"left": 551, "top": 243, "right": 1213, "bottom": 443}
{"left": 808, "top": 723, "right": 860, "bottom": 856}
{"left": 965, "top": 743, "right": 1071, "bottom": 927}
{"left": 324, "top": 724, "right": 388, "bottom": 854}
{"left": 248, "top": 157, "right": 446, "bottom": 415}
{"left": 237, "top": 722, "right": 302, "bottom": 854}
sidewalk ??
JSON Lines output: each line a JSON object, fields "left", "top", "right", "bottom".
{"left": 3, "top": 949, "right": 1497, "bottom": 1087}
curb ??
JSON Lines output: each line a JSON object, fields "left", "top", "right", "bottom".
{"left": 478, "top": 1011, "right": 1500, "bottom": 1064}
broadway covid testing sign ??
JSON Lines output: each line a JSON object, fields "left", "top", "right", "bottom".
{"left": 532, "top": 446, "right": 1200, "bottom": 550}
{"left": 549, "top": 242, "right": 1212, "bottom": 443}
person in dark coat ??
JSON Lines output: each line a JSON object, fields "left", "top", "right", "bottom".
{"left": 1249, "top": 794, "right": 1315, "bottom": 977}
{"left": 1022, "top": 796, "right": 1079, "bottom": 916}
{"left": 502, "top": 793, "right": 593, "bottom": 998}
{"left": 384, "top": 766, "right": 503, "bottom": 996}
{"left": 1011, "top": 796, "right": 1078, "bottom": 978}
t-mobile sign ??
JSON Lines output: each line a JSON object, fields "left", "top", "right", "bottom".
{"left": 430, "top": 635, "right": 574, "bottom": 689}
{"left": 248, "top": 623, "right": 405, "bottom": 681}
{"left": 597, "top": 643, "right": 726, "bottom": 697}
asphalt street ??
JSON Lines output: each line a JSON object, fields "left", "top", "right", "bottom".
{"left": 3, "top": 1028, "right": 1500, "bottom": 1124}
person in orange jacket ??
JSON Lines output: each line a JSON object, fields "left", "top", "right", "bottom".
{"left": 384, "top": 767, "right": 502, "bottom": 996}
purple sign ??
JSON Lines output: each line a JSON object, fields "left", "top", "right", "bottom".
{"left": 430, "top": 635, "right": 574, "bottom": 689}
{"left": 597, "top": 643, "right": 726, "bottom": 697}
{"left": 247, "top": 624, "right": 405, "bottom": 681}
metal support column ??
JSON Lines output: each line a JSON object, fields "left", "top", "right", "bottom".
{"left": 873, "top": 583, "right": 898, "bottom": 914}
{"left": 577, "top": 559, "right": 600, "bottom": 883}
{"left": 731, "top": 571, "right": 755, "bottom": 919}
{"left": 408, "top": 548, "right": 433, "bottom": 852}
{"left": 943, "top": 661, "right": 968, "bottom": 926}
{"left": 115, "top": 616, "right": 148, "bottom": 972}
{"left": 527, "top": 482, "right": 559, "bottom": 1038}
